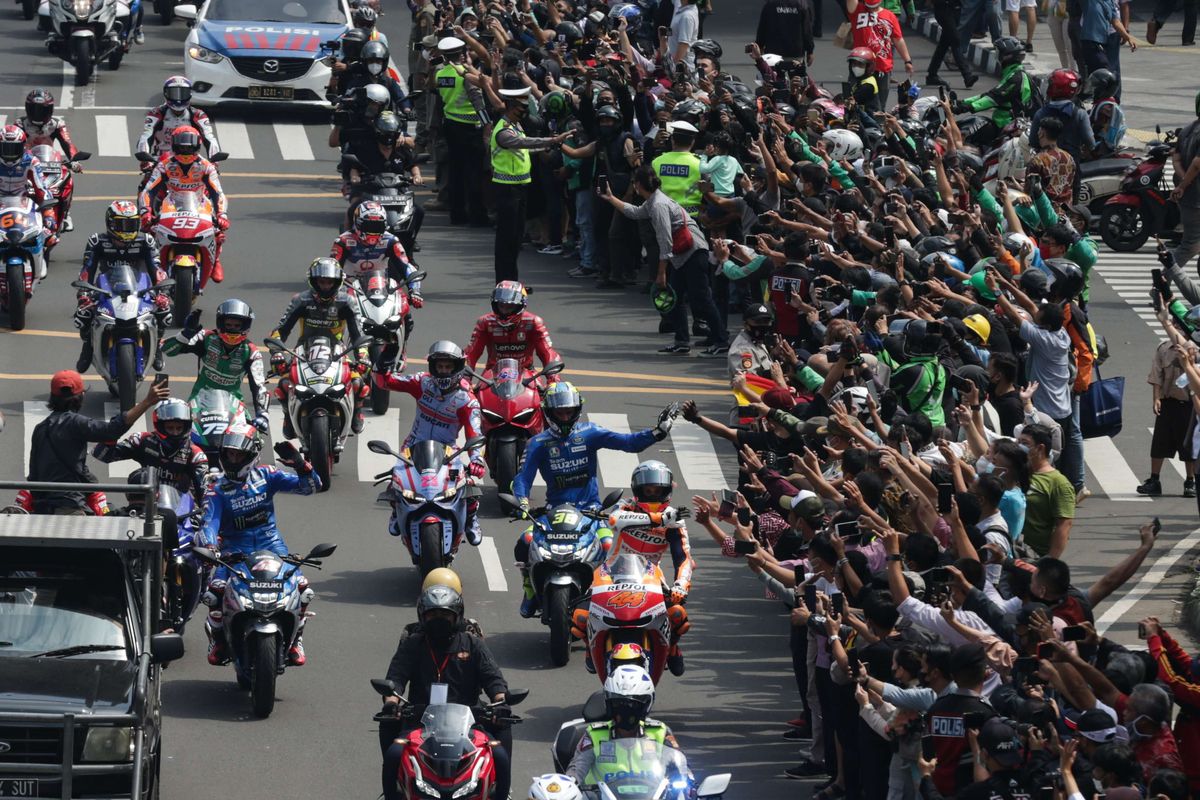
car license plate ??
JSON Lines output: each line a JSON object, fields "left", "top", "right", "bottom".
{"left": 0, "top": 778, "right": 39, "bottom": 798}
{"left": 248, "top": 580, "right": 283, "bottom": 591}
{"left": 248, "top": 85, "right": 294, "bottom": 101}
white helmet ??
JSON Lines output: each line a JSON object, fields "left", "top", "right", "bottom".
{"left": 831, "top": 385, "right": 870, "bottom": 416}
{"left": 603, "top": 664, "right": 656, "bottom": 723}
{"left": 529, "top": 775, "right": 583, "bottom": 800}
{"left": 820, "top": 129, "right": 863, "bottom": 161}
{"left": 911, "top": 95, "right": 941, "bottom": 122}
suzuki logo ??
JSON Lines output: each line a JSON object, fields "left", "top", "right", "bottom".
{"left": 263, "top": 59, "right": 280, "bottom": 73}
{"left": 0, "top": 741, "right": 11, "bottom": 753}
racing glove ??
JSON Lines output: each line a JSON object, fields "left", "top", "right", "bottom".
{"left": 409, "top": 292, "right": 424, "bottom": 309}
{"left": 273, "top": 442, "right": 312, "bottom": 475}
{"left": 70, "top": 161, "right": 83, "bottom": 174}
{"left": 139, "top": 211, "right": 154, "bottom": 231}
{"left": 653, "top": 402, "right": 679, "bottom": 441}
{"left": 181, "top": 309, "right": 202, "bottom": 339}
{"left": 216, "top": 214, "right": 230, "bottom": 232}
{"left": 375, "top": 341, "right": 400, "bottom": 373}
{"left": 252, "top": 413, "right": 270, "bottom": 433}
{"left": 669, "top": 583, "right": 689, "bottom": 605}
{"left": 468, "top": 459, "right": 486, "bottom": 479}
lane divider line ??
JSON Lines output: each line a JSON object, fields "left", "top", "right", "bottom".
{"left": 477, "top": 536, "right": 509, "bottom": 592}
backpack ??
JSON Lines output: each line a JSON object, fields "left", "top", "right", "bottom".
{"left": 1022, "top": 72, "right": 1045, "bottom": 118}
{"left": 1064, "top": 303, "right": 1098, "bottom": 393}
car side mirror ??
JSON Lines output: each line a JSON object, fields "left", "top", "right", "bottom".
{"left": 150, "top": 633, "right": 185, "bottom": 664}
{"left": 175, "top": 3, "right": 197, "bottom": 18}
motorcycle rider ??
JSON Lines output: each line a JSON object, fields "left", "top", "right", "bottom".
{"left": 379, "top": 583, "right": 513, "bottom": 800}
{"left": 1030, "top": 68, "right": 1096, "bottom": 162}
{"left": 331, "top": 83, "right": 394, "bottom": 151}
{"left": 343, "top": 113, "right": 425, "bottom": 252}
{"left": 74, "top": 200, "right": 171, "bottom": 374}
{"left": 138, "top": 125, "right": 230, "bottom": 285}
{"left": 16, "top": 89, "right": 81, "bottom": 230}
{"left": 846, "top": 47, "right": 882, "bottom": 116}
{"left": 327, "top": 28, "right": 370, "bottom": 99}
{"left": 93, "top": 397, "right": 209, "bottom": 506}
{"left": 0, "top": 125, "right": 57, "bottom": 271}
{"left": 268, "top": 258, "right": 370, "bottom": 438}
{"left": 332, "top": 201, "right": 425, "bottom": 297}
{"left": 1086, "top": 69, "right": 1127, "bottom": 157}
{"left": 199, "top": 424, "right": 320, "bottom": 666}
{"left": 566, "top": 665, "right": 686, "bottom": 786}
{"left": 136, "top": 76, "right": 221, "bottom": 163}
{"left": 351, "top": 0, "right": 388, "bottom": 46}
{"left": 512, "top": 384, "right": 675, "bottom": 617}
{"left": 373, "top": 340, "right": 485, "bottom": 546}
{"left": 955, "top": 36, "right": 1035, "bottom": 128}
{"left": 162, "top": 300, "right": 271, "bottom": 434}
{"left": 343, "top": 41, "right": 409, "bottom": 110}
{"left": 464, "top": 281, "right": 561, "bottom": 377}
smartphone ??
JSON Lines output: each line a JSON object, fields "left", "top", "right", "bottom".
{"left": 803, "top": 583, "right": 818, "bottom": 612}
{"left": 154, "top": 372, "right": 169, "bottom": 388}
{"left": 794, "top": 564, "right": 807, "bottom": 587}
{"left": 744, "top": 43, "right": 755, "bottom": 54}
{"left": 898, "top": 440, "right": 912, "bottom": 458}
{"left": 925, "top": 566, "right": 950, "bottom": 584}
{"left": 594, "top": 175, "right": 609, "bottom": 196}
{"left": 1062, "top": 625, "right": 1088, "bottom": 642}
{"left": 1014, "top": 656, "right": 1040, "bottom": 672}
{"left": 834, "top": 520, "right": 859, "bottom": 541}
{"left": 561, "top": 65, "right": 579, "bottom": 76}
{"left": 846, "top": 651, "right": 862, "bottom": 676}
{"left": 733, "top": 539, "right": 758, "bottom": 555}
{"left": 880, "top": 155, "right": 895, "bottom": 168}
{"left": 1037, "top": 641, "right": 1055, "bottom": 660}
{"left": 1152, "top": 516, "right": 1162, "bottom": 536}
{"left": 719, "top": 489, "right": 737, "bottom": 518}
{"left": 921, "top": 734, "right": 936, "bottom": 761}
{"left": 831, "top": 593, "right": 845, "bottom": 616}
{"left": 1138, "top": 622, "right": 1148, "bottom": 638}
{"left": 808, "top": 240, "right": 823, "bottom": 258}
{"left": 936, "top": 483, "right": 954, "bottom": 515}
{"left": 1028, "top": 173, "right": 1043, "bottom": 193}
{"left": 937, "top": 84, "right": 947, "bottom": 101}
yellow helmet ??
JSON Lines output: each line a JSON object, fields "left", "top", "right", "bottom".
{"left": 963, "top": 314, "right": 992, "bottom": 344}
{"left": 422, "top": 567, "right": 463, "bottom": 595}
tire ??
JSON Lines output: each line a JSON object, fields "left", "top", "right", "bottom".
{"left": 547, "top": 584, "right": 572, "bottom": 667}
{"left": 73, "top": 37, "right": 93, "bottom": 86}
{"left": 493, "top": 439, "right": 518, "bottom": 501}
{"left": 107, "top": 45, "right": 124, "bottom": 71}
{"left": 249, "top": 632, "right": 277, "bottom": 718}
{"left": 369, "top": 345, "right": 390, "bottom": 414}
{"left": 172, "top": 265, "right": 193, "bottom": 325}
{"left": 1100, "top": 204, "right": 1150, "bottom": 252}
{"left": 6, "top": 263, "right": 25, "bottom": 332}
{"left": 116, "top": 341, "right": 138, "bottom": 412}
{"left": 235, "top": 671, "right": 251, "bottom": 690}
{"left": 418, "top": 521, "right": 443, "bottom": 577}
{"left": 21, "top": 0, "right": 35, "bottom": 19}
{"left": 307, "top": 414, "right": 332, "bottom": 492}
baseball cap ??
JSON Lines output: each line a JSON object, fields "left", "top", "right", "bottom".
{"left": 1064, "top": 708, "right": 1120, "bottom": 743}
{"left": 50, "top": 370, "right": 85, "bottom": 397}
{"left": 977, "top": 718, "right": 1023, "bottom": 768}
{"left": 949, "top": 642, "right": 987, "bottom": 674}
{"left": 744, "top": 303, "right": 775, "bottom": 322}
{"left": 761, "top": 387, "right": 795, "bottom": 411}
{"left": 800, "top": 416, "right": 828, "bottom": 437}
{"left": 781, "top": 494, "right": 825, "bottom": 523}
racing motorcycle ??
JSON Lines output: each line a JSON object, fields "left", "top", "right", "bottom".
{"left": 71, "top": 266, "right": 170, "bottom": 411}
{"left": 193, "top": 542, "right": 337, "bottom": 718}
{"left": 44, "top": 0, "right": 131, "bottom": 86}
{"left": 501, "top": 492, "right": 618, "bottom": 667}
{"left": 0, "top": 197, "right": 48, "bottom": 331}
{"left": 266, "top": 335, "right": 368, "bottom": 492}
{"left": 369, "top": 679, "right": 527, "bottom": 800}
{"left": 473, "top": 358, "right": 563, "bottom": 504}
{"left": 368, "top": 437, "right": 484, "bottom": 577}
{"left": 29, "top": 145, "right": 89, "bottom": 243}
{"left": 157, "top": 482, "right": 209, "bottom": 635}
{"left": 352, "top": 268, "right": 425, "bottom": 415}
{"left": 1100, "top": 127, "right": 1182, "bottom": 252}
{"left": 580, "top": 553, "right": 672, "bottom": 686}
{"left": 189, "top": 387, "right": 248, "bottom": 464}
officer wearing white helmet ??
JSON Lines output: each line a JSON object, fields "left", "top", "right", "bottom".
{"left": 435, "top": 36, "right": 488, "bottom": 226}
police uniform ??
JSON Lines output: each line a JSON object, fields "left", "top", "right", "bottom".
{"left": 650, "top": 123, "right": 703, "bottom": 218}
{"left": 434, "top": 39, "right": 487, "bottom": 226}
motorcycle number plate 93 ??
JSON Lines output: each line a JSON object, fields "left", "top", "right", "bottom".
{"left": 248, "top": 580, "right": 283, "bottom": 591}
{"left": 248, "top": 85, "right": 295, "bottom": 101}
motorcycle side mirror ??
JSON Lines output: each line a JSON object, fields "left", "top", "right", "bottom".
{"left": 191, "top": 546, "right": 219, "bottom": 564}
{"left": 135, "top": 151, "right": 156, "bottom": 163}
{"left": 150, "top": 633, "right": 185, "bottom": 664}
{"left": 307, "top": 542, "right": 338, "bottom": 559}
{"left": 497, "top": 493, "right": 524, "bottom": 515}
{"left": 152, "top": 278, "right": 176, "bottom": 291}
{"left": 506, "top": 688, "right": 529, "bottom": 706}
{"left": 264, "top": 338, "right": 286, "bottom": 353}
{"left": 600, "top": 489, "right": 623, "bottom": 509}
{"left": 371, "top": 678, "right": 397, "bottom": 696}
{"left": 339, "top": 153, "right": 365, "bottom": 171}
{"left": 368, "top": 439, "right": 403, "bottom": 458}
{"left": 407, "top": 271, "right": 428, "bottom": 284}
{"left": 541, "top": 360, "right": 565, "bottom": 377}
{"left": 582, "top": 690, "right": 607, "bottom": 723}
{"left": 696, "top": 775, "right": 732, "bottom": 799}
{"left": 211, "top": 152, "right": 230, "bottom": 163}
{"left": 174, "top": 3, "right": 197, "bottom": 18}
{"left": 73, "top": 151, "right": 92, "bottom": 162}
{"left": 70, "top": 279, "right": 104, "bottom": 294}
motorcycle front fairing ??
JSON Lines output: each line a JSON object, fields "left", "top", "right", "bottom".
{"left": 221, "top": 550, "right": 304, "bottom": 662}
{"left": 93, "top": 264, "right": 155, "bottom": 388}
{"left": 287, "top": 337, "right": 354, "bottom": 445}
{"left": 527, "top": 505, "right": 604, "bottom": 606}
{"left": 0, "top": 199, "right": 46, "bottom": 290}
{"left": 385, "top": 442, "right": 470, "bottom": 558}
{"left": 190, "top": 387, "right": 247, "bottom": 455}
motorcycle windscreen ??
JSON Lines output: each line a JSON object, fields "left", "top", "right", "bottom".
{"left": 361, "top": 269, "right": 391, "bottom": 302}
{"left": 104, "top": 263, "right": 141, "bottom": 295}
{"left": 595, "top": 739, "right": 687, "bottom": 800}
{"left": 417, "top": 703, "right": 476, "bottom": 778}
{"left": 545, "top": 504, "right": 586, "bottom": 541}
{"left": 304, "top": 336, "right": 334, "bottom": 374}
{"left": 410, "top": 440, "right": 446, "bottom": 473}
{"left": 607, "top": 553, "right": 650, "bottom": 584}
{"left": 492, "top": 358, "right": 523, "bottom": 401}
{"left": 157, "top": 484, "right": 183, "bottom": 514}
{"left": 247, "top": 552, "right": 284, "bottom": 582}
{"left": 168, "top": 191, "right": 202, "bottom": 214}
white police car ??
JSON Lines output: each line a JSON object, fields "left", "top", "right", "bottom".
{"left": 176, "top": 0, "right": 349, "bottom": 107}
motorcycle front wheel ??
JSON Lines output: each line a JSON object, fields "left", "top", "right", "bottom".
{"left": 493, "top": 439, "right": 519, "bottom": 509}
{"left": 307, "top": 414, "right": 332, "bottom": 491}
{"left": 547, "top": 583, "right": 572, "bottom": 667}
{"left": 172, "top": 264, "right": 194, "bottom": 325}
{"left": 73, "top": 37, "right": 93, "bottom": 86}
{"left": 418, "top": 520, "right": 443, "bottom": 577}
{"left": 6, "top": 263, "right": 26, "bottom": 331}
{"left": 250, "top": 632, "right": 277, "bottom": 718}
{"left": 116, "top": 340, "right": 138, "bottom": 412}
{"left": 1100, "top": 204, "right": 1150, "bottom": 252}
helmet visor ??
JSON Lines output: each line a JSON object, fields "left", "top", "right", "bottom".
{"left": 26, "top": 103, "right": 52, "bottom": 123}
{"left": 219, "top": 315, "right": 251, "bottom": 334}
{"left": 164, "top": 85, "right": 191, "bottom": 106}
{"left": 0, "top": 141, "right": 23, "bottom": 162}
{"left": 109, "top": 214, "right": 140, "bottom": 235}
{"left": 357, "top": 217, "right": 387, "bottom": 236}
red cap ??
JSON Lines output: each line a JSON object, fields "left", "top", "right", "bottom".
{"left": 50, "top": 370, "right": 85, "bottom": 397}
{"left": 761, "top": 387, "right": 796, "bottom": 411}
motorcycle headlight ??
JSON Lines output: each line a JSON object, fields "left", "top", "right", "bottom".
{"left": 188, "top": 45, "right": 225, "bottom": 64}
{"left": 7, "top": 229, "right": 22, "bottom": 243}
{"left": 414, "top": 777, "right": 439, "bottom": 798}
{"left": 452, "top": 778, "right": 480, "bottom": 799}
{"left": 81, "top": 727, "right": 134, "bottom": 763}
{"left": 481, "top": 410, "right": 503, "bottom": 423}
{"left": 236, "top": 591, "right": 254, "bottom": 608}
{"left": 401, "top": 489, "right": 419, "bottom": 502}
{"left": 538, "top": 545, "right": 553, "bottom": 559}
{"left": 330, "top": 382, "right": 345, "bottom": 394}
{"left": 72, "top": 0, "right": 93, "bottom": 15}
{"left": 513, "top": 408, "right": 536, "bottom": 421}
{"left": 436, "top": 485, "right": 457, "bottom": 502}
{"left": 386, "top": 314, "right": 403, "bottom": 325}
{"left": 293, "top": 384, "right": 312, "bottom": 396}
{"left": 550, "top": 543, "right": 575, "bottom": 555}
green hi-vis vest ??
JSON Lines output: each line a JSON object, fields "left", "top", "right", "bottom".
{"left": 435, "top": 63, "right": 478, "bottom": 125}
{"left": 490, "top": 119, "right": 531, "bottom": 185}
{"left": 584, "top": 724, "right": 669, "bottom": 787}
{"left": 652, "top": 151, "right": 702, "bottom": 216}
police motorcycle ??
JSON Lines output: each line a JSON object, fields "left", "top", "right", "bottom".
{"left": 0, "top": 196, "right": 47, "bottom": 331}
{"left": 354, "top": 268, "right": 426, "bottom": 415}
{"left": 192, "top": 542, "right": 337, "bottom": 718}
{"left": 367, "top": 436, "right": 484, "bottom": 577}
{"left": 43, "top": 0, "right": 131, "bottom": 86}
{"left": 500, "top": 491, "right": 619, "bottom": 667}
{"left": 265, "top": 334, "right": 371, "bottom": 492}
{"left": 71, "top": 265, "right": 172, "bottom": 411}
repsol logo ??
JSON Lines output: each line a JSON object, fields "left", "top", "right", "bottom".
{"left": 659, "top": 164, "right": 690, "bottom": 177}
{"left": 930, "top": 715, "right": 964, "bottom": 737}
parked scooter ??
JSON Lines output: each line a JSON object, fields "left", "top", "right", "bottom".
{"left": 1100, "top": 126, "right": 1182, "bottom": 252}
{"left": 473, "top": 358, "right": 563, "bottom": 505}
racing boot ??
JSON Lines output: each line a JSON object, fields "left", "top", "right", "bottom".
{"left": 352, "top": 395, "right": 365, "bottom": 434}
{"left": 465, "top": 498, "right": 482, "bottom": 546}
{"left": 75, "top": 338, "right": 92, "bottom": 373}
{"left": 518, "top": 569, "right": 538, "bottom": 618}
{"left": 288, "top": 636, "right": 307, "bottom": 666}
{"left": 204, "top": 614, "right": 227, "bottom": 665}
{"left": 211, "top": 259, "right": 224, "bottom": 284}
{"left": 667, "top": 644, "right": 685, "bottom": 677}
{"left": 63, "top": 213, "right": 73, "bottom": 232}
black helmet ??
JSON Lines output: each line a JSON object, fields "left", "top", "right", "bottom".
{"left": 993, "top": 36, "right": 1025, "bottom": 66}
{"left": 596, "top": 104, "right": 622, "bottom": 123}
{"left": 151, "top": 398, "right": 192, "bottom": 452}
{"left": 1018, "top": 267, "right": 1049, "bottom": 300}
{"left": 1084, "top": 68, "right": 1119, "bottom": 100}
{"left": 24, "top": 88, "right": 55, "bottom": 125}
{"left": 361, "top": 40, "right": 390, "bottom": 75}
{"left": 901, "top": 319, "right": 941, "bottom": 357}
{"left": 491, "top": 280, "right": 527, "bottom": 321}
{"left": 671, "top": 99, "right": 705, "bottom": 124}
{"left": 352, "top": 4, "right": 377, "bottom": 27}
{"left": 555, "top": 21, "right": 583, "bottom": 48}
{"left": 692, "top": 38, "right": 722, "bottom": 60}
{"left": 375, "top": 110, "right": 402, "bottom": 143}
{"left": 1044, "top": 258, "right": 1084, "bottom": 301}
{"left": 917, "top": 235, "right": 955, "bottom": 258}
{"left": 417, "top": 584, "right": 464, "bottom": 640}
{"left": 308, "top": 257, "right": 344, "bottom": 300}
{"left": 340, "top": 28, "right": 369, "bottom": 62}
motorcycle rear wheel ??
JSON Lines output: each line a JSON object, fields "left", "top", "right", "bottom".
{"left": 158, "top": 0, "right": 174, "bottom": 24}
{"left": 547, "top": 584, "right": 572, "bottom": 667}
{"left": 6, "top": 263, "right": 26, "bottom": 331}
{"left": 418, "top": 521, "right": 443, "bottom": 577}
{"left": 172, "top": 265, "right": 193, "bottom": 325}
{"left": 73, "top": 37, "right": 93, "bottom": 86}
{"left": 308, "top": 414, "right": 333, "bottom": 492}
{"left": 116, "top": 340, "right": 138, "bottom": 412}
{"left": 1099, "top": 205, "right": 1150, "bottom": 252}
{"left": 250, "top": 632, "right": 277, "bottom": 718}
{"left": 107, "top": 45, "right": 123, "bottom": 70}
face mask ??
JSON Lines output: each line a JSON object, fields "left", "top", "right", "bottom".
{"left": 1128, "top": 715, "right": 1155, "bottom": 739}
{"left": 976, "top": 456, "right": 994, "bottom": 474}
{"left": 367, "top": 62, "right": 384, "bottom": 75}
{"left": 423, "top": 616, "right": 455, "bottom": 641}
{"left": 1017, "top": 443, "right": 1030, "bottom": 455}
{"left": 850, "top": 65, "right": 868, "bottom": 78}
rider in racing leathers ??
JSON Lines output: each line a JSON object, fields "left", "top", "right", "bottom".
{"left": 16, "top": 89, "right": 81, "bottom": 230}
{"left": 268, "top": 258, "right": 370, "bottom": 437}
{"left": 0, "top": 125, "right": 57, "bottom": 274}
{"left": 199, "top": 424, "right": 320, "bottom": 666}
{"left": 93, "top": 397, "right": 209, "bottom": 506}
{"left": 332, "top": 201, "right": 424, "bottom": 290}
{"left": 137, "top": 76, "right": 221, "bottom": 163}
{"left": 138, "top": 125, "right": 229, "bottom": 285}
{"left": 463, "top": 281, "right": 562, "bottom": 376}
{"left": 511, "top": 383, "right": 675, "bottom": 617}
{"left": 162, "top": 300, "right": 271, "bottom": 433}
{"left": 373, "top": 340, "right": 485, "bottom": 546}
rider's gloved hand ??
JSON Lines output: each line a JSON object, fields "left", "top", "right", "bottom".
{"left": 181, "top": 309, "right": 202, "bottom": 339}
{"left": 1157, "top": 239, "right": 1177, "bottom": 270}
{"left": 468, "top": 459, "right": 486, "bottom": 479}
{"left": 653, "top": 403, "right": 679, "bottom": 441}
{"left": 669, "top": 583, "right": 688, "bottom": 605}
{"left": 216, "top": 214, "right": 230, "bottom": 232}
{"left": 375, "top": 341, "right": 400, "bottom": 373}
{"left": 70, "top": 161, "right": 83, "bottom": 174}
{"left": 270, "top": 351, "right": 289, "bottom": 376}
{"left": 952, "top": 100, "right": 969, "bottom": 114}
{"left": 409, "top": 292, "right": 424, "bottom": 309}
{"left": 252, "top": 413, "right": 270, "bottom": 433}
{"left": 139, "top": 210, "right": 154, "bottom": 231}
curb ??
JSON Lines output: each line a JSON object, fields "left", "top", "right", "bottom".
{"left": 913, "top": 12, "right": 1003, "bottom": 77}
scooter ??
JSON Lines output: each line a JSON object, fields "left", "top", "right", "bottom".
{"left": 43, "top": 0, "right": 129, "bottom": 86}
{"left": 0, "top": 196, "right": 48, "bottom": 332}
{"left": 339, "top": 149, "right": 430, "bottom": 255}
{"left": 71, "top": 267, "right": 171, "bottom": 411}
{"left": 353, "top": 268, "right": 425, "bottom": 414}
{"left": 1100, "top": 127, "right": 1182, "bottom": 252}
{"left": 29, "top": 145, "right": 89, "bottom": 244}
{"left": 473, "top": 359, "right": 563, "bottom": 505}
{"left": 193, "top": 542, "right": 336, "bottom": 718}
{"left": 368, "top": 436, "right": 484, "bottom": 577}
{"left": 1077, "top": 150, "right": 1142, "bottom": 224}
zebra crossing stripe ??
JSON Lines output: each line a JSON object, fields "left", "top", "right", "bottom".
{"left": 357, "top": 407, "right": 400, "bottom": 482}
{"left": 586, "top": 413, "right": 643, "bottom": 490}
{"left": 95, "top": 115, "right": 130, "bottom": 158}
{"left": 273, "top": 122, "right": 314, "bottom": 161}
{"left": 1084, "top": 436, "right": 1153, "bottom": 501}
{"left": 668, "top": 424, "right": 729, "bottom": 491}
{"left": 103, "top": 402, "right": 146, "bottom": 479}
{"left": 20, "top": 400, "right": 49, "bottom": 481}
{"left": 214, "top": 120, "right": 253, "bottom": 159}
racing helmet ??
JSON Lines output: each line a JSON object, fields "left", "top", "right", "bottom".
{"left": 416, "top": 584, "right": 464, "bottom": 628}
{"left": 152, "top": 398, "right": 192, "bottom": 452}
{"left": 993, "top": 36, "right": 1025, "bottom": 66}
{"left": 820, "top": 128, "right": 863, "bottom": 161}
{"left": 529, "top": 775, "right": 583, "bottom": 800}
{"left": 105, "top": 200, "right": 141, "bottom": 245}
{"left": 215, "top": 298, "right": 254, "bottom": 347}
{"left": 163, "top": 75, "right": 192, "bottom": 112}
{"left": 541, "top": 382, "right": 583, "bottom": 437}
{"left": 1084, "top": 68, "right": 1119, "bottom": 100}
{"left": 426, "top": 340, "right": 467, "bottom": 391}
{"left": 491, "top": 280, "right": 527, "bottom": 324}
{"left": 340, "top": 28, "right": 369, "bottom": 63}
{"left": 170, "top": 125, "right": 201, "bottom": 164}
{"left": 308, "top": 257, "right": 345, "bottom": 301}
{"left": 692, "top": 38, "right": 722, "bottom": 61}
{"left": 603, "top": 665, "right": 655, "bottom": 727}
{"left": 848, "top": 46, "right": 875, "bottom": 77}
{"left": 631, "top": 460, "right": 673, "bottom": 511}
{"left": 218, "top": 422, "right": 262, "bottom": 483}
{"left": 374, "top": 110, "right": 402, "bottom": 145}
{"left": 0, "top": 125, "right": 27, "bottom": 165}
{"left": 1047, "top": 68, "right": 1081, "bottom": 101}
{"left": 362, "top": 40, "right": 390, "bottom": 76}
{"left": 422, "top": 567, "right": 464, "bottom": 595}
{"left": 24, "top": 89, "right": 55, "bottom": 125}
{"left": 354, "top": 200, "right": 388, "bottom": 245}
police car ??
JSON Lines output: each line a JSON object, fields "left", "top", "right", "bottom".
{"left": 175, "top": 0, "right": 349, "bottom": 107}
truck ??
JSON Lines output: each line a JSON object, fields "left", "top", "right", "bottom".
{"left": 0, "top": 472, "right": 184, "bottom": 799}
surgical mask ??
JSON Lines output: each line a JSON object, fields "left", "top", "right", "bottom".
{"left": 367, "top": 62, "right": 384, "bottom": 75}
{"left": 976, "top": 456, "right": 994, "bottom": 474}
{"left": 850, "top": 65, "right": 868, "bottom": 78}
{"left": 1017, "top": 443, "right": 1030, "bottom": 454}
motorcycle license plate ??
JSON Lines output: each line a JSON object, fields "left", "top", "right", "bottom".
{"left": 247, "top": 580, "right": 283, "bottom": 591}
{"left": 248, "top": 85, "right": 294, "bottom": 101}
{"left": 0, "top": 779, "right": 38, "bottom": 798}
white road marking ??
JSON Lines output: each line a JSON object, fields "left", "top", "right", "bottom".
{"left": 95, "top": 115, "right": 130, "bottom": 157}
{"left": 357, "top": 407, "right": 399, "bottom": 482}
{"left": 214, "top": 120, "right": 253, "bottom": 159}
{"left": 263, "top": 404, "right": 288, "bottom": 465}
{"left": 272, "top": 122, "right": 314, "bottom": 161}
{"left": 477, "top": 536, "right": 509, "bottom": 592}
{"left": 668, "top": 423, "right": 729, "bottom": 491}
{"left": 586, "top": 413, "right": 643, "bottom": 489}
{"left": 104, "top": 401, "right": 146, "bottom": 478}
{"left": 21, "top": 400, "right": 50, "bottom": 480}
{"left": 1084, "top": 436, "right": 1153, "bottom": 501}
{"left": 1097, "top": 524, "right": 1200, "bottom": 634}
{"left": 59, "top": 61, "right": 74, "bottom": 111}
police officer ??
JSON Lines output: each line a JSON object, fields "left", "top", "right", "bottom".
{"left": 379, "top": 584, "right": 513, "bottom": 800}
{"left": 491, "top": 86, "right": 571, "bottom": 282}
{"left": 435, "top": 37, "right": 488, "bottom": 226}
{"left": 650, "top": 121, "right": 702, "bottom": 218}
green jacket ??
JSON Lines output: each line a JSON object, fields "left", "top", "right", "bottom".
{"left": 880, "top": 351, "right": 947, "bottom": 427}
{"left": 161, "top": 330, "right": 269, "bottom": 416}
{"left": 787, "top": 132, "right": 858, "bottom": 190}
{"left": 963, "top": 63, "right": 1033, "bottom": 128}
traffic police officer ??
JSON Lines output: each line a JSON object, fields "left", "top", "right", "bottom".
{"left": 435, "top": 36, "right": 487, "bottom": 226}
{"left": 650, "top": 121, "right": 702, "bottom": 218}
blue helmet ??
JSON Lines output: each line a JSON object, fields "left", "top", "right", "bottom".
{"left": 542, "top": 382, "right": 583, "bottom": 437}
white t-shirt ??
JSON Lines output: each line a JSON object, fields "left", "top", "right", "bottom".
{"left": 668, "top": 4, "right": 699, "bottom": 70}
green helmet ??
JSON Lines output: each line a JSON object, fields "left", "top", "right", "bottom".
{"left": 652, "top": 285, "right": 677, "bottom": 313}
{"left": 540, "top": 90, "right": 569, "bottom": 121}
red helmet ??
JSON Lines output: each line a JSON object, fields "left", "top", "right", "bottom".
{"left": 1047, "top": 68, "right": 1081, "bottom": 101}
{"left": 491, "top": 280, "right": 527, "bottom": 324}
{"left": 0, "top": 125, "right": 27, "bottom": 165}
{"left": 171, "top": 125, "right": 201, "bottom": 164}
{"left": 848, "top": 47, "right": 875, "bottom": 67}
{"left": 354, "top": 201, "right": 387, "bottom": 245}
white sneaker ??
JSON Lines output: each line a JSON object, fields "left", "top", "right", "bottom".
{"left": 134, "top": 28, "right": 145, "bottom": 45}
{"left": 63, "top": 214, "right": 73, "bottom": 232}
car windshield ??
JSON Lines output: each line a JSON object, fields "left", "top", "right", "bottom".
{"left": 0, "top": 557, "right": 128, "bottom": 660}
{"left": 205, "top": 0, "right": 345, "bottom": 24}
